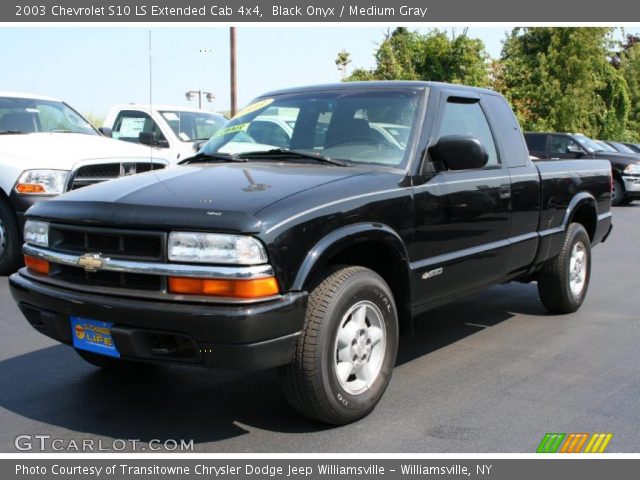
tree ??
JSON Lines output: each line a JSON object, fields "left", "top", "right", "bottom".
{"left": 496, "top": 27, "right": 630, "bottom": 139}
{"left": 334, "top": 49, "right": 352, "bottom": 79}
{"left": 619, "top": 44, "right": 640, "bottom": 140}
{"left": 344, "top": 28, "right": 490, "bottom": 86}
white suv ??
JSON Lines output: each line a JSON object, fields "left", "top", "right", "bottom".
{"left": 0, "top": 92, "right": 169, "bottom": 274}
{"left": 102, "top": 104, "right": 227, "bottom": 163}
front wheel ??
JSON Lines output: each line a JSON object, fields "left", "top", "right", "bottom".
{"left": 0, "top": 200, "right": 22, "bottom": 276}
{"left": 611, "top": 179, "right": 625, "bottom": 206}
{"left": 280, "top": 266, "right": 398, "bottom": 425}
{"left": 537, "top": 223, "right": 591, "bottom": 313}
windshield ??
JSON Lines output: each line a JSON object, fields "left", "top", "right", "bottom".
{"left": 0, "top": 96, "right": 98, "bottom": 135}
{"left": 159, "top": 110, "right": 226, "bottom": 142}
{"left": 200, "top": 88, "right": 423, "bottom": 168}
{"left": 595, "top": 140, "right": 616, "bottom": 152}
{"left": 574, "top": 134, "right": 603, "bottom": 153}
{"left": 609, "top": 141, "right": 636, "bottom": 154}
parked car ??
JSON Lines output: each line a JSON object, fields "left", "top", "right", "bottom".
{"left": 622, "top": 143, "right": 640, "bottom": 153}
{"left": 0, "top": 92, "right": 168, "bottom": 275}
{"left": 605, "top": 140, "right": 640, "bottom": 156}
{"left": 10, "top": 82, "right": 612, "bottom": 424}
{"left": 525, "top": 132, "right": 640, "bottom": 206}
{"left": 102, "top": 104, "right": 227, "bottom": 163}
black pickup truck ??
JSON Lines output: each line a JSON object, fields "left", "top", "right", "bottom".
{"left": 10, "top": 82, "right": 612, "bottom": 425}
{"left": 525, "top": 132, "right": 640, "bottom": 206}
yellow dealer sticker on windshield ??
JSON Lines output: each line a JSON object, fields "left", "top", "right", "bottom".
{"left": 213, "top": 122, "right": 250, "bottom": 138}
{"left": 233, "top": 98, "right": 274, "bottom": 119}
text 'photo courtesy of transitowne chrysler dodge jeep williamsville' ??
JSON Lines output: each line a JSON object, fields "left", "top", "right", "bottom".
{"left": 9, "top": 82, "right": 613, "bottom": 425}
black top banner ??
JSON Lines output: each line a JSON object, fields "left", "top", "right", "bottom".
{"left": 3, "top": 0, "right": 640, "bottom": 22}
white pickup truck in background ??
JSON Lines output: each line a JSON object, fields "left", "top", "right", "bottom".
{"left": 101, "top": 104, "right": 227, "bottom": 163}
{"left": 0, "top": 92, "right": 169, "bottom": 275}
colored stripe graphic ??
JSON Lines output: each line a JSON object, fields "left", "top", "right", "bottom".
{"left": 584, "top": 433, "right": 613, "bottom": 453}
{"left": 537, "top": 433, "right": 566, "bottom": 453}
{"left": 560, "top": 433, "right": 589, "bottom": 453}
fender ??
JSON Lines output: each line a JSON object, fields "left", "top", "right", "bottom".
{"left": 292, "top": 222, "right": 410, "bottom": 291}
{"left": 535, "top": 191, "right": 598, "bottom": 267}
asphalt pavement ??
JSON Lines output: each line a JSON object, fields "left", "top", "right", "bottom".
{"left": 1, "top": 206, "right": 638, "bottom": 453}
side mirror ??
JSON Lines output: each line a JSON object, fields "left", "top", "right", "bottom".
{"left": 138, "top": 132, "right": 169, "bottom": 148}
{"left": 98, "top": 127, "right": 112, "bottom": 138}
{"left": 567, "top": 144, "right": 584, "bottom": 156}
{"left": 428, "top": 135, "right": 488, "bottom": 171}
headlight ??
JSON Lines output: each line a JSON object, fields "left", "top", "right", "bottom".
{"left": 168, "top": 232, "right": 268, "bottom": 265}
{"left": 623, "top": 164, "right": 640, "bottom": 175}
{"left": 24, "top": 220, "right": 49, "bottom": 247}
{"left": 15, "top": 170, "right": 69, "bottom": 195}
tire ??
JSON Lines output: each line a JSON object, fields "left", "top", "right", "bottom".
{"left": 280, "top": 266, "right": 398, "bottom": 425}
{"left": 537, "top": 223, "right": 591, "bottom": 314}
{"left": 611, "top": 179, "right": 625, "bottom": 206}
{"left": 0, "top": 199, "right": 22, "bottom": 276}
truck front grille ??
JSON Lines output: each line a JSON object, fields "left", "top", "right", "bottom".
{"left": 50, "top": 264, "right": 164, "bottom": 291}
{"left": 49, "top": 224, "right": 165, "bottom": 261}
{"left": 69, "top": 162, "right": 165, "bottom": 190}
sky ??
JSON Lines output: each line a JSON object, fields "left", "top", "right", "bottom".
{"left": 0, "top": 26, "right": 606, "bottom": 119}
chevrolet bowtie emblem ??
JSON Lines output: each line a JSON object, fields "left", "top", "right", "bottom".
{"left": 77, "top": 253, "right": 106, "bottom": 272}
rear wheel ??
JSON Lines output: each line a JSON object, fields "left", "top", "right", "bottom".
{"left": 280, "top": 266, "right": 398, "bottom": 425}
{"left": 0, "top": 200, "right": 21, "bottom": 276}
{"left": 611, "top": 179, "right": 625, "bottom": 206}
{"left": 537, "top": 223, "right": 591, "bottom": 313}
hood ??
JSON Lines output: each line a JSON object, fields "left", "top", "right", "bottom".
{"left": 27, "top": 162, "right": 370, "bottom": 232}
{"left": 593, "top": 151, "right": 640, "bottom": 164}
{"left": 0, "top": 132, "right": 167, "bottom": 168}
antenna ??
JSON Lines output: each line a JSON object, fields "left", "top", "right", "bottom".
{"left": 148, "top": 30, "right": 153, "bottom": 163}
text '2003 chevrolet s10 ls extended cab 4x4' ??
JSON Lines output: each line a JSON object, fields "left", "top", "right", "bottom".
{"left": 10, "top": 82, "right": 613, "bottom": 424}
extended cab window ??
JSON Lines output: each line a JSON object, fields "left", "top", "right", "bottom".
{"left": 437, "top": 101, "right": 499, "bottom": 167}
{"left": 525, "top": 134, "right": 547, "bottom": 152}
{"left": 112, "top": 110, "right": 167, "bottom": 146}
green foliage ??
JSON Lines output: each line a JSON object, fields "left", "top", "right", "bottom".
{"left": 495, "top": 27, "right": 631, "bottom": 140}
{"left": 344, "top": 28, "right": 490, "bottom": 86}
{"left": 619, "top": 44, "right": 640, "bottom": 141}
{"left": 82, "top": 112, "right": 104, "bottom": 129}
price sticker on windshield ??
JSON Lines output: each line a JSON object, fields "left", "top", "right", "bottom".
{"left": 232, "top": 98, "right": 274, "bottom": 119}
{"left": 213, "top": 122, "right": 250, "bottom": 138}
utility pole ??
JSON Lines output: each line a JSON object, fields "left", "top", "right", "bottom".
{"left": 230, "top": 27, "right": 237, "bottom": 117}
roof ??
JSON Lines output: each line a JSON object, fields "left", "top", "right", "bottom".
{"left": 110, "top": 104, "right": 226, "bottom": 116}
{"left": 0, "top": 91, "right": 61, "bottom": 102}
{"left": 260, "top": 81, "right": 498, "bottom": 97}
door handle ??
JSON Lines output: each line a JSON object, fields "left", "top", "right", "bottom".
{"left": 499, "top": 184, "right": 511, "bottom": 199}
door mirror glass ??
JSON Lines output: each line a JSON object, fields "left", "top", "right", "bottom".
{"left": 429, "top": 135, "right": 489, "bottom": 171}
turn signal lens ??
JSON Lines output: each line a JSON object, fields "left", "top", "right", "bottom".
{"left": 24, "top": 255, "right": 50, "bottom": 275}
{"left": 168, "top": 276, "right": 279, "bottom": 299}
{"left": 16, "top": 183, "right": 46, "bottom": 194}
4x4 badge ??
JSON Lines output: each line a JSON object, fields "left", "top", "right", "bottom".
{"left": 77, "top": 253, "right": 106, "bottom": 272}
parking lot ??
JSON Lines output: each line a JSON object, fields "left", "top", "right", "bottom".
{"left": 0, "top": 205, "right": 638, "bottom": 453}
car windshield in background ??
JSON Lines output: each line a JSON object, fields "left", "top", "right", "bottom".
{"left": 160, "top": 111, "right": 226, "bottom": 141}
{"left": 574, "top": 134, "right": 604, "bottom": 152}
{"left": 609, "top": 141, "right": 636, "bottom": 154}
{"left": 200, "top": 88, "right": 423, "bottom": 168}
{"left": 595, "top": 140, "right": 617, "bottom": 152}
{"left": 0, "top": 97, "right": 98, "bottom": 135}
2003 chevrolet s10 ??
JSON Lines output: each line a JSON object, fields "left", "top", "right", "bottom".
{"left": 10, "top": 82, "right": 612, "bottom": 424}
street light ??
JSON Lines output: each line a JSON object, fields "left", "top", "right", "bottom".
{"left": 185, "top": 90, "right": 215, "bottom": 109}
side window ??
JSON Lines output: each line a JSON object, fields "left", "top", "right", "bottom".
{"left": 549, "top": 135, "right": 579, "bottom": 154}
{"left": 247, "top": 120, "right": 291, "bottom": 149}
{"left": 437, "top": 101, "right": 499, "bottom": 167}
{"left": 112, "top": 110, "right": 167, "bottom": 146}
{"left": 525, "top": 134, "right": 547, "bottom": 152}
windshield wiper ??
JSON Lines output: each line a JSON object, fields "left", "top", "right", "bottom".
{"left": 237, "top": 149, "right": 350, "bottom": 167}
{"left": 178, "top": 152, "right": 248, "bottom": 165}
{"left": 0, "top": 130, "right": 30, "bottom": 135}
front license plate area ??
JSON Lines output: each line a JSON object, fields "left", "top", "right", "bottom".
{"left": 71, "top": 317, "right": 120, "bottom": 358}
